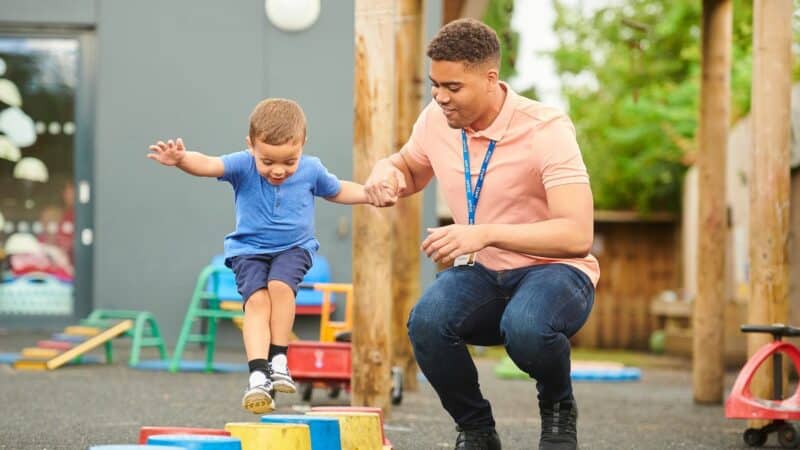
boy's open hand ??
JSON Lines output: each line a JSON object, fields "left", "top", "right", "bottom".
{"left": 148, "top": 138, "right": 186, "bottom": 166}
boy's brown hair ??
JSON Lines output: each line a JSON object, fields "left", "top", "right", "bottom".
{"left": 427, "top": 18, "right": 500, "bottom": 69}
{"left": 249, "top": 98, "right": 307, "bottom": 146}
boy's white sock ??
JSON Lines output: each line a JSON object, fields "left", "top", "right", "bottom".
{"left": 249, "top": 370, "right": 268, "bottom": 388}
{"left": 271, "top": 354, "right": 288, "bottom": 372}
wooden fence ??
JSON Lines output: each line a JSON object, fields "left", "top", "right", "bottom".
{"left": 573, "top": 211, "right": 680, "bottom": 350}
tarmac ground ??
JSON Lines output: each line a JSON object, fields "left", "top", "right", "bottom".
{"left": 0, "top": 330, "right": 779, "bottom": 450}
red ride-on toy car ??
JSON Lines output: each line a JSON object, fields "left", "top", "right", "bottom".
{"left": 726, "top": 324, "right": 800, "bottom": 447}
{"left": 286, "top": 283, "right": 403, "bottom": 405}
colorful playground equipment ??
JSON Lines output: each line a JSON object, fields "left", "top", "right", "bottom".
{"left": 726, "top": 324, "right": 800, "bottom": 448}
{"left": 169, "top": 254, "right": 333, "bottom": 373}
{"left": 165, "top": 253, "right": 404, "bottom": 405}
{"left": 89, "top": 406, "right": 390, "bottom": 450}
{"left": 6, "top": 309, "right": 168, "bottom": 371}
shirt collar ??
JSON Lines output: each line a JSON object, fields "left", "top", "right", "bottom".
{"left": 465, "top": 81, "right": 517, "bottom": 142}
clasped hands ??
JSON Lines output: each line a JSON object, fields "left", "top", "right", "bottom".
{"left": 363, "top": 164, "right": 488, "bottom": 265}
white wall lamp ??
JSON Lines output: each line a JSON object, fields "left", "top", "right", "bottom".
{"left": 265, "top": 0, "right": 321, "bottom": 32}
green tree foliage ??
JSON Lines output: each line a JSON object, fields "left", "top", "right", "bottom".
{"left": 548, "top": 0, "right": 793, "bottom": 212}
{"left": 483, "top": 0, "right": 540, "bottom": 106}
{"left": 483, "top": 0, "right": 519, "bottom": 82}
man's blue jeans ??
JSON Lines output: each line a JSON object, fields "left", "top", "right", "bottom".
{"left": 407, "top": 262, "right": 595, "bottom": 431}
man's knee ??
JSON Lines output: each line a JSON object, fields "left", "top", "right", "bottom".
{"left": 407, "top": 295, "right": 449, "bottom": 344}
{"left": 501, "top": 315, "right": 553, "bottom": 355}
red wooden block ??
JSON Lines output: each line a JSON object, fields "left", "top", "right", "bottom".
{"left": 37, "top": 340, "right": 73, "bottom": 351}
{"left": 137, "top": 426, "right": 230, "bottom": 444}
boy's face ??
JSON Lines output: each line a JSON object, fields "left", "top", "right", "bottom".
{"left": 247, "top": 137, "right": 303, "bottom": 185}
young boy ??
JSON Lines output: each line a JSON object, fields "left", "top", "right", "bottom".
{"left": 148, "top": 98, "right": 381, "bottom": 414}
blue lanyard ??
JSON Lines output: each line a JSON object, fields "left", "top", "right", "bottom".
{"left": 462, "top": 129, "right": 496, "bottom": 225}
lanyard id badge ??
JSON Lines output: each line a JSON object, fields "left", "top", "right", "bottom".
{"left": 454, "top": 129, "right": 496, "bottom": 267}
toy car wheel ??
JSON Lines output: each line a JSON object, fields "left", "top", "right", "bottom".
{"left": 300, "top": 382, "right": 313, "bottom": 402}
{"left": 391, "top": 366, "right": 403, "bottom": 406}
{"left": 743, "top": 428, "right": 767, "bottom": 447}
{"left": 777, "top": 423, "right": 800, "bottom": 448}
{"left": 328, "top": 386, "right": 341, "bottom": 399}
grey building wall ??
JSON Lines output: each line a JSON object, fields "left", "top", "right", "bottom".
{"left": 0, "top": 0, "right": 441, "bottom": 342}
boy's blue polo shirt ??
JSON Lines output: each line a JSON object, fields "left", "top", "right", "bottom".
{"left": 218, "top": 150, "right": 341, "bottom": 259}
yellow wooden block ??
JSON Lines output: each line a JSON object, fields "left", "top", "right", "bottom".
{"left": 13, "top": 359, "right": 48, "bottom": 371}
{"left": 21, "top": 347, "right": 60, "bottom": 358}
{"left": 232, "top": 316, "right": 244, "bottom": 330}
{"left": 306, "top": 411, "right": 383, "bottom": 450}
{"left": 224, "top": 422, "right": 311, "bottom": 450}
{"left": 64, "top": 325, "right": 103, "bottom": 336}
{"left": 219, "top": 301, "right": 243, "bottom": 311}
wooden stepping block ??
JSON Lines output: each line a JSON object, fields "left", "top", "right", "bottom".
{"left": 147, "top": 434, "right": 242, "bottom": 450}
{"left": 36, "top": 340, "right": 73, "bottom": 350}
{"left": 89, "top": 445, "right": 184, "bottom": 450}
{"left": 64, "top": 325, "right": 103, "bottom": 336}
{"left": 224, "top": 422, "right": 311, "bottom": 450}
{"left": 138, "top": 426, "right": 230, "bottom": 444}
{"left": 11, "top": 356, "right": 49, "bottom": 371}
{"left": 310, "top": 406, "right": 392, "bottom": 449}
{"left": 260, "top": 414, "right": 341, "bottom": 450}
{"left": 14, "top": 320, "right": 133, "bottom": 371}
{"left": 51, "top": 333, "right": 88, "bottom": 343}
{"left": 306, "top": 411, "right": 384, "bottom": 450}
{"left": 20, "top": 347, "right": 60, "bottom": 359}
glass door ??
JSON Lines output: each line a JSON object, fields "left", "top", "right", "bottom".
{"left": 0, "top": 33, "right": 93, "bottom": 326}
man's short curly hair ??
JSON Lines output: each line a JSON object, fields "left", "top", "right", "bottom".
{"left": 427, "top": 18, "right": 500, "bottom": 68}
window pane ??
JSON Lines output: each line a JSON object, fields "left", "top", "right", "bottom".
{"left": 0, "top": 37, "right": 78, "bottom": 316}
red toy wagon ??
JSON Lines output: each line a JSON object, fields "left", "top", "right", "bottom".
{"left": 287, "top": 283, "right": 403, "bottom": 404}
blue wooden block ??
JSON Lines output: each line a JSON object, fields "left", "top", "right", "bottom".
{"left": 89, "top": 446, "right": 185, "bottom": 450}
{"left": 571, "top": 367, "right": 641, "bottom": 382}
{"left": 51, "top": 333, "right": 88, "bottom": 343}
{"left": 133, "top": 359, "right": 247, "bottom": 373}
{"left": 261, "top": 415, "right": 341, "bottom": 450}
{"left": 147, "top": 434, "right": 241, "bottom": 450}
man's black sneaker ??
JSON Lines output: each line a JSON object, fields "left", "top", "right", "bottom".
{"left": 454, "top": 426, "right": 502, "bottom": 450}
{"left": 539, "top": 396, "right": 578, "bottom": 450}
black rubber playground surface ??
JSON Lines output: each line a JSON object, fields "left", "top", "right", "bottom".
{"left": 0, "top": 330, "right": 762, "bottom": 449}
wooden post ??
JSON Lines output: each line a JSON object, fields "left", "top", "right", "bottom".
{"left": 442, "top": 0, "right": 488, "bottom": 23}
{"left": 392, "top": 0, "right": 424, "bottom": 392}
{"left": 747, "top": 0, "right": 793, "bottom": 406}
{"left": 693, "top": 0, "right": 731, "bottom": 404}
{"left": 442, "top": 0, "right": 465, "bottom": 24}
{"left": 352, "top": 0, "right": 396, "bottom": 413}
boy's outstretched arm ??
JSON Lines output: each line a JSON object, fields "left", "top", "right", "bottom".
{"left": 147, "top": 138, "right": 224, "bottom": 177}
{"left": 325, "top": 180, "right": 392, "bottom": 205}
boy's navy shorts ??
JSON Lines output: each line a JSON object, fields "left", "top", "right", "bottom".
{"left": 225, "top": 247, "right": 313, "bottom": 303}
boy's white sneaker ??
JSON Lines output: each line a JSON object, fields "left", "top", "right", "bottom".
{"left": 270, "top": 354, "right": 297, "bottom": 394}
{"left": 241, "top": 380, "right": 275, "bottom": 414}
